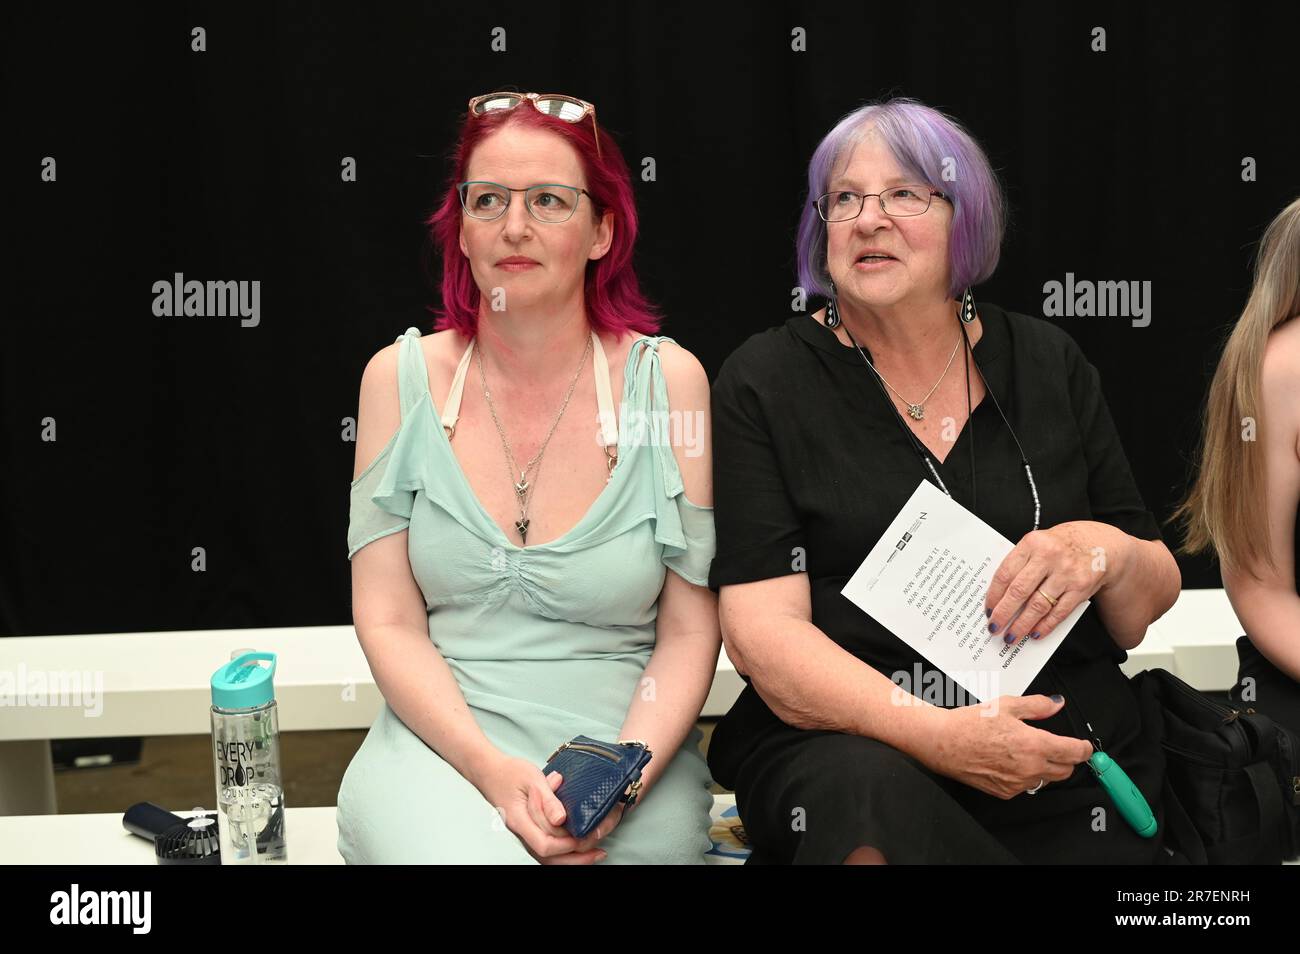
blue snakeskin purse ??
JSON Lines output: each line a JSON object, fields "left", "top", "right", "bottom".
{"left": 542, "top": 736, "right": 653, "bottom": 839}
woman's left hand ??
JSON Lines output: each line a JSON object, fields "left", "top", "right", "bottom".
{"left": 984, "top": 521, "right": 1130, "bottom": 643}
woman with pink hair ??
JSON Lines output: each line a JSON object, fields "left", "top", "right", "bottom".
{"left": 338, "top": 92, "right": 718, "bottom": 863}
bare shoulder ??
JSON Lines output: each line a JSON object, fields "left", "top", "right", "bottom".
{"left": 1261, "top": 316, "right": 1300, "bottom": 390}
{"left": 353, "top": 328, "right": 461, "bottom": 479}
{"left": 1261, "top": 318, "right": 1300, "bottom": 412}
{"left": 653, "top": 339, "right": 710, "bottom": 407}
{"left": 1261, "top": 316, "right": 1300, "bottom": 454}
{"left": 358, "top": 337, "right": 401, "bottom": 406}
{"left": 418, "top": 327, "right": 469, "bottom": 376}
{"left": 652, "top": 339, "right": 713, "bottom": 507}
{"left": 353, "top": 340, "right": 403, "bottom": 481}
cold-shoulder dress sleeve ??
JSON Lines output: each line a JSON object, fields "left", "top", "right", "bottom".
{"left": 346, "top": 327, "right": 435, "bottom": 560}
{"left": 632, "top": 336, "right": 717, "bottom": 588}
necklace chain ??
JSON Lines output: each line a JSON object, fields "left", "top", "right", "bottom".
{"left": 474, "top": 333, "right": 592, "bottom": 545}
{"left": 842, "top": 323, "right": 962, "bottom": 421}
{"left": 830, "top": 296, "right": 1041, "bottom": 532}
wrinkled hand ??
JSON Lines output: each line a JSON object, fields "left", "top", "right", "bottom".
{"left": 916, "top": 694, "right": 1094, "bottom": 799}
{"left": 985, "top": 522, "right": 1121, "bottom": 643}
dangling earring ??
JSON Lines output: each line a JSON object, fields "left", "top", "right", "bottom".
{"left": 959, "top": 287, "right": 976, "bottom": 324}
{"left": 825, "top": 280, "right": 841, "bottom": 328}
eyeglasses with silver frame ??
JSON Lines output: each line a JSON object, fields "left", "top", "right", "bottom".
{"left": 816, "top": 185, "right": 951, "bottom": 222}
{"left": 457, "top": 181, "right": 593, "bottom": 224}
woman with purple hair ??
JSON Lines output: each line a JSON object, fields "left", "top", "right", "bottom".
{"left": 705, "top": 97, "right": 1184, "bottom": 863}
{"left": 338, "top": 92, "right": 718, "bottom": 863}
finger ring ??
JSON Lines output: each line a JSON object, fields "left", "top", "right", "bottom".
{"left": 1037, "top": 589, "right": 1058, "bottom": 607}
{"left": 1026, "top": 778, "right": 1045, "bottom": 795}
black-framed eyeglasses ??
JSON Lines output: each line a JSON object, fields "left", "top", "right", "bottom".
{"left": 457, "top": 181, "right": 593, "bottom": 224}
{"left": 816, "top": 185, "right": 951, "bottom": 222}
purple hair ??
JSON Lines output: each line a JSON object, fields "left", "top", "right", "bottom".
{"left": 426, "top": 96, "right": 661, "bottom": 338}
{"left": 795, "top": 96, "right": 1006, "bottom": 301}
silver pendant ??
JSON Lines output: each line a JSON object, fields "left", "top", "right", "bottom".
{"left": 514, "top": 479, "right": 529, "bottom": 498}
{"left": 515, "top": 517, "right": 529, "bottom": 544}
{"left": 907, "top": 404, "right": 925, "bottom": 420}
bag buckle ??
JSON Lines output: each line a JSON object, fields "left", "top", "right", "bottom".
{"left": 624, "top": 777, "right": 643, "bottom": 808}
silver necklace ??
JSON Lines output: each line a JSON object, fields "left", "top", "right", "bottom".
{"left": 847, "top": 329, "right": 962, "bottom": 421}
{"left": 475, "top": 333, "right": 592, "bottom": 545}
{"left": 835, "top": 294, "right": 1041, "bottom": 533}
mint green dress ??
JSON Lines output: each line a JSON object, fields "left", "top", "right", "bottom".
{"left": 337, "top": 327, "right": 717, "bottom": 864}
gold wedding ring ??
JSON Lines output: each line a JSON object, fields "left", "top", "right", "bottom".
{"left": 1038, "top": 589, "right": 1059, "bottom": 607}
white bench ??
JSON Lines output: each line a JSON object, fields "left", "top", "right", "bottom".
{"left": 0, "top": 589, "right": 1250, "bottom": 817}
{"left": 0, "top": 796, "right": 750, "bottom": 865}
{"left": 2, "top": 797, "right": 1291, "bottom": 866}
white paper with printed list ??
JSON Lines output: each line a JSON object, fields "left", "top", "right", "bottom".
{"left": 841, "top": 479, "right": 1089, "bottom": 702}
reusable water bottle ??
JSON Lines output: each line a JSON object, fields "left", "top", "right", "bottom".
{"left": 210, "top": 651, "right": 288, "bottom": 864}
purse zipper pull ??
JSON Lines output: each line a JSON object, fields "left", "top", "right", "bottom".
{"left": 1087, "top": 747, "right": 1159, "bottom": 838}
{"left": 1084, "top": 721, "right": 1105, "bottom": 755}
{"left": 1050, "top": 672, "right": 1157, "bottom": 840}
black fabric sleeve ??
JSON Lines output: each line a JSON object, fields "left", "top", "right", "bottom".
{"left": 707, "top": 347, "right": 807, "bottom": 592}
{"left": 1062, "top": 335, "right": 1164, "bottom": 542}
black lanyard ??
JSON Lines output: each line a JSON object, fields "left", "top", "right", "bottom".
{"left": 838, "top": 306, "right": 1037, "bottom": 531}
{"left": 838, "top": 304, "right": 1076, "bottom": 708}
{"left": 834, "top": 301, "right": 1155, "bottom": 836}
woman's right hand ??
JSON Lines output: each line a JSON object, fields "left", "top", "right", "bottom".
{"left": 913, "top": 695, "right": 1095, "bottom": 800}
{"left": 474, "top": 755, "right": 610, "bottom": 864}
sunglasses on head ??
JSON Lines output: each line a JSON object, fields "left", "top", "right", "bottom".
{"left": 467, "top": 91, "right": 602, "bottom": 159}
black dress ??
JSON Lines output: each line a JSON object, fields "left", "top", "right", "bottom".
{"left": 1228, "top": 513, "right": 1300, "bottom": 736}
{"left": 706, "top": 301, "right": 1180, "bottom": 864}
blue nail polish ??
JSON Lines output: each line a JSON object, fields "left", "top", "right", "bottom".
{"left": 1003, "top": 632, "right": 1016, "bottom": 644}
{"left": 1030, "top": 632, "right": 1041, "bottom": 640}
{"left": 988, "top": 621, "right": 998, "bottom": 633}
{"left": 1050, "top": 694, "right": 1064, "bottom": 703}
{"left": 985, "top": 607, "right": 992, "bottom": 618}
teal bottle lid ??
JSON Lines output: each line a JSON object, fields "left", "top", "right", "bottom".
{"left": 211, "top": 652, "right": 277, "bottom": 710}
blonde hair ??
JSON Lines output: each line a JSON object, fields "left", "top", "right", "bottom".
{"left": 1172, "top": 196, "right": 1300, "bottom": 578}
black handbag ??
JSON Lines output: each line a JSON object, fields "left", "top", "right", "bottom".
{"left": 1132, "top": 667, "right": 1300, "bottom": 864}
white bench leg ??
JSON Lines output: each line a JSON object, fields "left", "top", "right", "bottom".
{"left": 0, "top": 740, "right": 58, "bottom": 815}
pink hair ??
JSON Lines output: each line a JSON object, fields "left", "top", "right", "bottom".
{"left": 425, "top": 99, "right": 661, "bottom": 338}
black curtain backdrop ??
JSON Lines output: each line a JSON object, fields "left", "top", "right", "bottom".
{"left": 5, "top": 2, "right": 1298, "bottom": 635}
